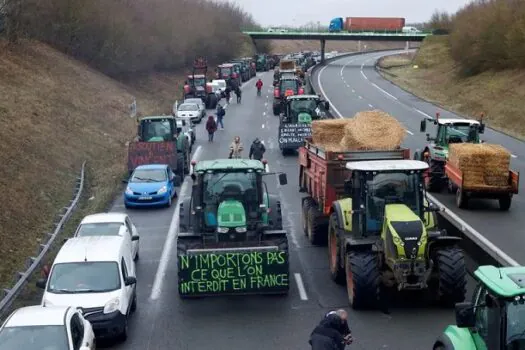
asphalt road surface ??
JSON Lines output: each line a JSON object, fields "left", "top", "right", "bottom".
{"left": 98, "top": 70, "right": 481, "bottom": 350}
{"left": 313, "top": 50, "right": 525, "bottom": 266}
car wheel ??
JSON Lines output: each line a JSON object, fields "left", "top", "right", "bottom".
{"left": 167, "top": 194, "right": 172, "bottom": 208}
{"left": 119, "top": 317, "right": 128, "bottom": 342}
{"left": 131, "top": 292, "right": 137, "bottom": 312}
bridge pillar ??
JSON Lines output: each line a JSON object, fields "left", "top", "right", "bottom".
{"left": 405, "top": 41, "right": 410, "bottom": 50}
{"left": 320, "top": 39, "right": 326, "bottom": 64}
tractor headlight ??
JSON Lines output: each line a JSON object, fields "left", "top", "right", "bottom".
{"left": 393, "top": 236, "right": 405, "bottom": 246}
{"left": 157, "top": 186, "right": 167, "bottom": 194}
{"left": 217, "top": 227, "right": 229, "bottom": 233}
{"left": 235, "top": 227, "right": 247, "bottom": 233}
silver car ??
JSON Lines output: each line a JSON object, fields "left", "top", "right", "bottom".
{"left": 175, "top": 102, "right": 202, "bottom": 124}
{"left": 184, "top": 98, "right": 206, "bottom": 121}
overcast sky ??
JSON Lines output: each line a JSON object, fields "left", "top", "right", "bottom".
{"left": 226, "top": 0, "right": 473, "bottom": 27}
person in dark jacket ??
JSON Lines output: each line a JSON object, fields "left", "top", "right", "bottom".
{"left": 309, "top": 310, "right": 352, "bottom": 350}
{"left": 249, "top": 138, "right": 266, "bottom": 161}
{"left": 205, "top": 115, "right": 217, "bottom": 142}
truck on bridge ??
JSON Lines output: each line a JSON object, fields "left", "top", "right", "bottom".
{"left": 329, "top": 17, "right": 405, "bottom": 33}
{"left": 298, "top": 138, "right": 467, "bottom": 309}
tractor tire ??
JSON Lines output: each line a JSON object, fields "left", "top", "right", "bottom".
{"left": 328, "top": 213, "right": 345, "bottom": 285}
{"left": 455, "top": 188, "right": 468, "bottom": 209}
{"left": 302, "top": 197, "right": 315, "bottom": 235}
{"left": 207, "top": 94, "right": 218, "bottom": 109}
{"left": 273, "top": 105, "right": 280, "bottom": 116}
{"left": 268, "top": 196, "right": 283, "bottom": 230}
{"left": 426, "top": 160, "right": 445, "bottom": 192}
{"left": 499, "top": 195, "right": 512, "bottom": 211}
{"left": 345, "top": 252, "right": 380, "bottom": 310}
{"left": 436, "top": 247, "right": 467, "bottom": 307}
{"left": 307, "top": 206, "right": 328, "bottom": 246}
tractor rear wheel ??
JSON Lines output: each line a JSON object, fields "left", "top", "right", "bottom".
{"left": 426, "top": 160, "right": 445, "bottom": 192}
{"left": 499, "top": 195, "right": 512, "bottom": 211}
{"left": 301, "top": 197, "right": 315, "bottom": 235}
{"left": 436, "top": 247, "right": 467, "bottom": 306}
{"left": 307, "top": 206, "right": 328, "bottom": 246}
{"left": 328, "top": 213, "right": 345, "bottom": 285}
{"left": 345, "top": 252, "right": 380, "bottom": 309}
{"left": 273, "top": 105, "right": 280, "bottom": 116}
{"left": 455, "top": 188, "right": 468, "bottom": 209}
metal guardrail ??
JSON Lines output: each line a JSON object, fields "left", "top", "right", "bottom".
{"left": 0, "top": 161, "right": 87, "bottom": 318}
{"left": 305, "top": 49, "right": 519, "bottom": 269}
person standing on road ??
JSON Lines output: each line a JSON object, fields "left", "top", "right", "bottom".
{"left": 309, "top": 310, "right": 353, "bottom": 350}
{"left": 216, "top": 103, "right": 225, "bottom": 130}
{"left": 255, "top": 78, "right": 263, "bottom": 96}
{"left": 235, "top": 86, "right": 242, "bottom": 103}
{"left": 205, "top": 115, "right": 217, "bottom": 142}
{"left": 224, "top": 85, "right": 231, "bottom": 104}
{"left": 249, "top": 138, "right": 266, "bottom": 161}
{"left": 229, "top": 136, "right": 243, "bottom": 159}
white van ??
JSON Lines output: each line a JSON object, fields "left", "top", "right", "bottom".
{"left": 402, "top": 26, "right": 421, "bottom": 33}
{"left": 36, "top": 236, "right": 137, "bottom": 342}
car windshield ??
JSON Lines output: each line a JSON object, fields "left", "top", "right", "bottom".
{"left": 280, "top": 80, "right": 298, "bottom": 94}
{"left": 220, "top": 67, "right": 232, "bottom": 75}
{"left": 178, "top": 104, "right": 198, "bottom": 111}
{"left": 185, "top": 99, "right": 202, "bottom": 106}
{"left": 141, "top": 119, "right": 172, "bottom": 141}
{"left": 131, "top": 168, "right": 167, "bottom": 183}
{"left": 506, "top": 300, "right": 525, "bottom": 345}
{"left": 445, "top": 123, "right": 479, "bottom": 143}
{"left": 365, "top": 172, "right": 422, "bottom": 233}
{"left": 215, "top": 81, "right": 226, "bottom": 88}
{"left": 0, "top": 325, "right": 69, "bottom": 350}
{"left": 47, "top": 261, "right": 120, "bottom": 294}
{"left": 76, "top": 222, "right": 122, "bottom": 237}
{"left": 189, "top": 77, "right": 205, "bottom": 86}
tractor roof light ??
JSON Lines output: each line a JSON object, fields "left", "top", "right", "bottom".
{"left": 191, "top": 160, "right": 197, "bottom": 166}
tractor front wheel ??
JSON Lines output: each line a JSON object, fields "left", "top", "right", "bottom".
{"left": 302, "top": 198, "right": 315, "bottom": 235}
{"left": 435, "top": 247, "right": 467, "bottom": 307}
{"left": 345, "top": 252, "right": 380, "bottom": 309}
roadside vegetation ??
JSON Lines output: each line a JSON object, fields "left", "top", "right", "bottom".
{"left": 0, "top": 0, "right": 268, "bottom": 305}
{"left": 376, "top": 0, "right": 525, "bottom": 140}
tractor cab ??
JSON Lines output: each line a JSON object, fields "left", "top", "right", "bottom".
{"left": 275, "top": 78, "right": 303, "bottom": 98}
{"left": 136, "top": 116, "right": 177, "bottom": 142}
{"left": 344, "top": 160, "right": 432, "bottom": 238}
{"left": 183, "top": 57, "right": 213, "bottom": 101}
{"left": 435, "top": 265, "right": 525, "bottom": 350}
{"left": 282, "top": 95, "right": 329, "bottom": 124}
{"left": 216, "top": 63, "right": 239, "bottom": 88}
{"left": 189, "top": 159, "right": 287, "bottom": 242}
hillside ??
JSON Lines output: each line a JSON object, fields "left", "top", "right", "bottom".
{"left": 269, "top": 40, "right": 419, "bottom": 54}
{"left": 377, "top": 36, "right": 525, "bottom": 140}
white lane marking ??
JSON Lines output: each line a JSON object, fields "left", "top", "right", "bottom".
{"left": 511, "top": 154, "right": 517, "bottom": 158}
{"left": 371, "top": 82, "right": 398, "bottom": 100}
{"left": 358, "top": 96, "right": 363, "bottom": 99}
{"left": 351, "top": 89, "right": 355, "bottom": 93}
{"left": 360, "top": 70, "right": 368, "bottom": 80}
{"left": 262, "top": 124, "right": 265, "bottom": 129}
{"left": 317, "top": 62, "right": 520, "bottom": 267}
{"left": 294, "top": 273, "right": 308, "bottom": 301}
{"left": 405, "top": 129, "right": 414, "bottom": 135}
{"left": 317, "top": 65, "right": 344, "bottom": 119}
{"left": 150, "top": 145, "right": 203, "bottom": 301}
{"left": 265, "top": 102, "right": 268, "bottom": 107}
{"left": 415, "top": 109, "right": 433, "bottom": 119}
{"left": 368, "top": 104, "right": 374, "bottom": 108}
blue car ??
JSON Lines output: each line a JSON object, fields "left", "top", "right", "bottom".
{"left": 124, "top": 164, "right": 177, "bottom": 208}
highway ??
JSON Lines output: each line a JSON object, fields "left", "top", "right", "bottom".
{"left": 312, "top": 50, "right": 525, "bottom": 267}
{"left": 99, "top": 69, "right": 479, "bottom": 350}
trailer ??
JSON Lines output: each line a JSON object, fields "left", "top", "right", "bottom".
{"left": 298, "top": 137, "right": 410, "bottom": 245}
{"left": 445, "top": 162, "right": 519, "bottom": 210}
{"left": 329, "top": 17, "right": 405, "bottom": 32}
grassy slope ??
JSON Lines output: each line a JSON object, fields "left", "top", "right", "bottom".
{"left": 377, "top": 36, "right": 525, "bottom": 140}
{"left": 268, "top": 40, "right": 419, "bottom": 54}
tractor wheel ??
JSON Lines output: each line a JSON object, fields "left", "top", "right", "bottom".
{"left": 328, "top": 213, "right": 345, "bottom": 285}
{"left": 268, "top": 197, "right": 283, "bottom": 230}
{"left": 207, "top": 94, "right": 218, "bottom": 109}
{"left": 499, "top": 195, "right": 512, "bottom": 211}
{"left": 455, "top": 188, "right": 468, "bottom": 209}
{"left": 273, "top": 105, "right": 280, "bottom": 116}
{"left": 301, "top": 197, "right": 315, "bottom": 235}
{"left": 345, "top": 252, "right": 380, "bottom": 309}
{"left": 425, "top": 160, "right": 445, "bottom": 192}
{"left": 307, "top": 206, "right": 328, "bottom": 246}
{"left": 436, "top": 247, "right": 467, "bottom": 306}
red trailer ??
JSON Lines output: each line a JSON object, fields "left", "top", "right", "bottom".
{"left": 344, "top": 17, "right": 405, "bottom": 31}
{"left": 298, "top": 137, "right": 410, "bottom": 245}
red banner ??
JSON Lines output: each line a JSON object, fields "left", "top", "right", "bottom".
{"left": 127, "top": 141, "right": 178, "bottom": 171}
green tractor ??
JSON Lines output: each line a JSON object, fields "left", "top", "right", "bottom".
{"left": 177, "top": 159, "right": 290, "bottom": 297}
{"left": 328, "top": 160, "right": 467, "bottom": 309}
{"left": 433, "top": 265, "right": 525, "bottom": 349}
{"left": 415, "top": 113, "right": 485, "bottom": 192}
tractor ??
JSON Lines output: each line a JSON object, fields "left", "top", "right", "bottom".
{"left": 182, "top": 57, "right": 218, "bottom": 109}
{"left": 177, "top": 159, "right": 290, "bottom": 297}
{"left": 216, "top": 63, "right": 241, "bottom": 89}
{"left": 414, "top": 113, "right": 485, "bottom": 192}
{"left": 327, "top": 160, "right": 467, "bottom": 309}
{"left": 433, "top": 265, "right": 525, "bottom": 349}
{"left": 255, "top": 54, "right": 269, "bottom": 72}
{"left": 229, "top": 59, "right": 250, "bottom": 82}
{"left": 273, "top": 77, "right": 304, "bottom": 116}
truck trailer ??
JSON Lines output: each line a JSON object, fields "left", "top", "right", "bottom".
{"left": 329, "top": 17, "right": 405, "bottom": 33}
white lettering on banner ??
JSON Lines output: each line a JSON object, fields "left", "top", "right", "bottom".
{"left": 278, "top": 124, "right": 312, "bottom": 145}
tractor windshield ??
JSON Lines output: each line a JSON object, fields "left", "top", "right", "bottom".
{"left": 506, "top": 300, "right": 525, "bottom": 345}
{"left": 141, "top": 119, "right": 174, "bottom": 141}
{"left": 220, "top": 67, "right": 232, "bottom": 75}
{"left": 189, "top": 77, "right": 206, "bottom": 86}
{"left": 280, "top": 80, "right": 298, "bottom": 95}
{"left": 290, "top": 100, "right": 318, "bottom": 122}
{"left": 201, "top": 171, "right": 259, "bottom": 226}
{"left": 365, "top": 172, "right": 422, "bottom": 233}
{"left": 445, "top": 123, "right": 480, "bottom": 143}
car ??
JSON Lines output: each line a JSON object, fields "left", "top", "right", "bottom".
{"left": 73, "top": 212, "right": 140, "bottom": 261}
{"left": 0, "top": 305, "right": 95, "bottom": 350}
{"left": 176, "top": 118, "right": 194, "bottom": 148}
{"left": 124, "top": 164, "right": 177, "bottom": 208}
{"left": 211, "top": 79, "right": 227, "bottom": 96}
{"left": 37, "top": 236, "right": 137, "bottom": 342}
{"left": 174, "top": 102, "right": 201, "bottom": 124}
{"left": 183, "top": 97, "right": 206, "bottom": 121}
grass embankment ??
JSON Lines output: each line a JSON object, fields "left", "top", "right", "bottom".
{"left": 269, "top": 40, "right": 419, "bottom": 54}
{"left": 377, "top": 36, "right": 525, "bottom": 140}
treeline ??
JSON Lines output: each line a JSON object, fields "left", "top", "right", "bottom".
{"left": 2, "top": 0, "right": 270, "bottom": 76}
{"left": 427, "top": 0, "right": 525, "bottom": 76}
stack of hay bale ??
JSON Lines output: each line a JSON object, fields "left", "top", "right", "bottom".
{"left": 448, "top": 143, "right": 511, "bottom": 189}
{"left": 311, "top": 110, "right": 406, "bottom": 152}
